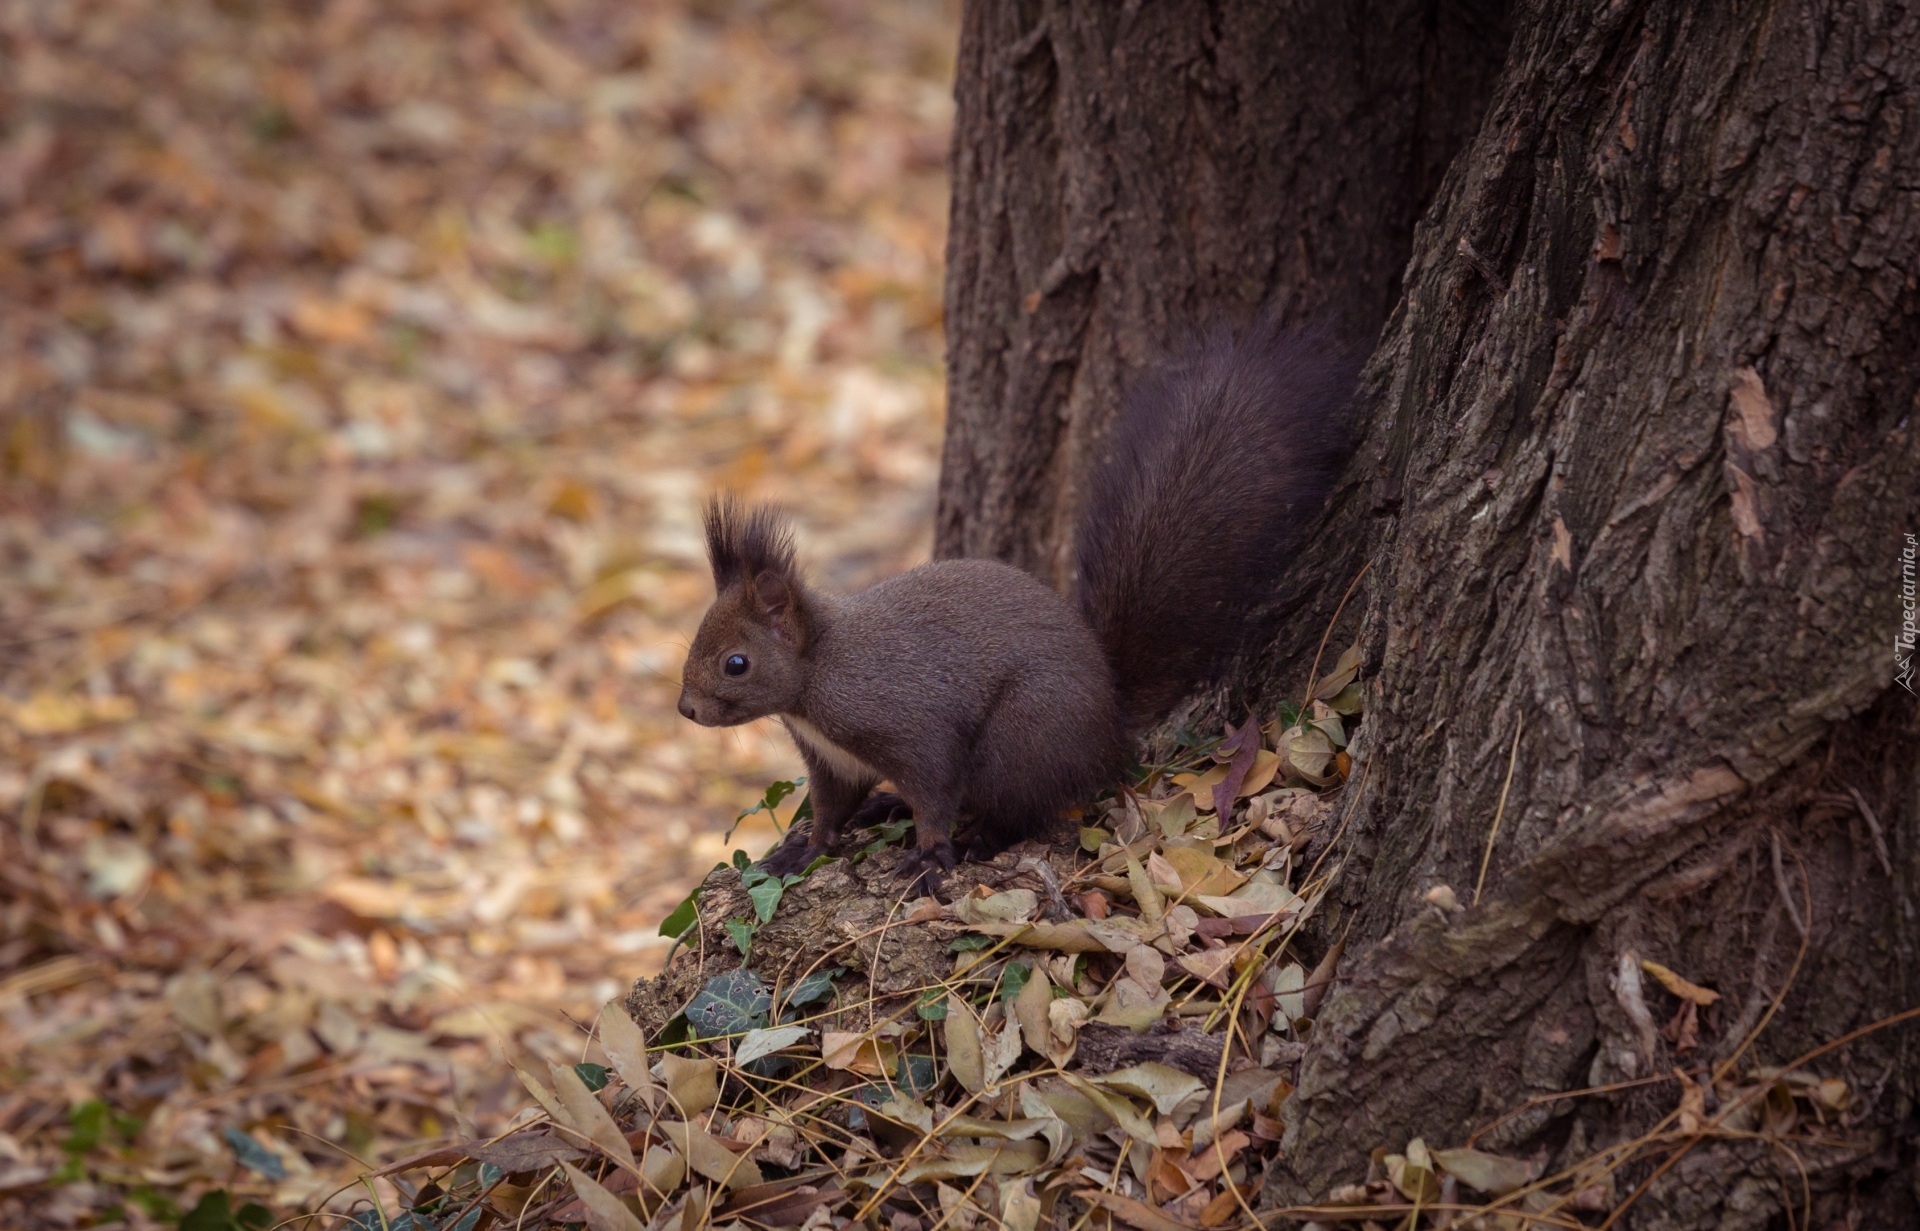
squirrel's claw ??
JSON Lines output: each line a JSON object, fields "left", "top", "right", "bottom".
{"left": 896, "top": 841, "right": 956, "bottom": 899}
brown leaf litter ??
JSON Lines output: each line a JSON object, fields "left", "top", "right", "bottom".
{"left": 0, "top": 0, "right": 954, "bottom": 1223}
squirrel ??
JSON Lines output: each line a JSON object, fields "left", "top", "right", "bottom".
{"left": 677, "top": 319, "right": 1357, "bottom": 894}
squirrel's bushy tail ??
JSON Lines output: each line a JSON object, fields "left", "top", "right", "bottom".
{"left": 1075, "top": 318, "right": 1359, "bottom": 733}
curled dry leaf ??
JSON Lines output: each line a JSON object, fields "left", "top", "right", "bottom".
{"left": 1268, "top": 962, "right": 1307, "bottom": 1023}
{"left": 1145, "top": 850, "right": 1183, "bottom": 895}
{"left": 1000, "top": 1177, "right": 1043, "bottom": 1231}
{"left": 1199, "top": 878, "right": 1297, "bottom": 918}
{"left": 1125, "top": 943, "right": 1168, "bottom": 988}
{"left": 1385, "top": 1137, "right": 1442, "bottom": 1203}
{"left": 1640, "top": 958, "right": 1721, "bottom": 1005}
{"left": 550, "top": 1061, "right": 638, "bottom": 1171}
{"left": 1311, "top": 644, "right": 1364, "bottom": 701}
{"left": 658, "top": 1119, "right": 764, "bottom": 1189}
{"left": 1159, "top": 846, "right": 1247, "bottom": 897}
{"left": 946, "top": 998, "right": 987, "bottom": 1095}
{"left": 1280, "top": 723, "right": 1339, "bottom": 781}
{"left": 897, "top": 1140, "right": 1047, "bottom": 1185}
{"left": 949, "top": 888, "right": 1039, "bottom": 925}
{"left": 1075, "top": 1189, "right": 1200, "bottom": 1231}
{"left": 463, "top": 1130, "right": 588, "bottom": 1174}
{"left": 1045, "top": 996, "right": 1090, "bottom": 1066}
{"left": 821, "top": 1030, "right": 897, "bottom": 1076}
{"left": 1177, "top": 948, "right": 1238, "bottom": 990}
{"left": 1094, "top": 1063, "right": 1208, "bottom": 1119}
{"left": 638, "top": 1142, "right": 688, "bottom": 1204}
{"left": 966, "top": 919, "right": 1110, "bottom": 952}
{"left": 1432, "top": 1146, "right": 1542, "bottom": 1196}
{"left": 514, "top": 1062, "right": 571, "bottom": 1126}
{"left": 982, "top": 1012, "right": 1025, "bottom": 1091}
{"left": 735, "top": 1024, "right": 811, "bottom": 1066}
{"left": 559, "top": 1160, "right": 647, "bottom": 1231}
{"left": 1014, "top": 960, "right": 1054, "bottom": 1056}
{"left": 1210, "top": 716, "right": 1262, "bottom": 817}
{"left": 1127, "top": 855, "right": 1166, "bottom": 923}
{"left": 599, "top": 1002, "right": 660, "bottom": 1111}
{"left": 654, "top": 1054, "right": 719, "bottom": 1117}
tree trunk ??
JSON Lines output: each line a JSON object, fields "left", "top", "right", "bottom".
{"left": 941, "top": 0, "right": 1920, "bottom": 1224}
{"left": 936, "top": 0, "right": 1512, "bottom": 584}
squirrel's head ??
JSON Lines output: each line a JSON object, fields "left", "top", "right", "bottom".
{"left": 678, "top": 497, "right": 810, "bottom": 727}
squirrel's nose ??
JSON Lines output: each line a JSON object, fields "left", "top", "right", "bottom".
{"left": 677, "top": 693, "right": 697, "bottom": 722}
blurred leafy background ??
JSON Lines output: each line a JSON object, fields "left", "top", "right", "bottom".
{"left": 0, "top": 0, "right": 953, "bottom": 1222}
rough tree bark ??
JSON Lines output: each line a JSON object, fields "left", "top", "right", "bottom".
{"left": 941, "top": 1, "right": 1920, "bottom": 1225}
{"left": 936, "top": 0, "right": 1512, "bottom": 584}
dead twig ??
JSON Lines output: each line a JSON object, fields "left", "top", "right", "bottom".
{"left": 1843, "top": 785, "right": 1895, "bottom": 877}
{"left": 1473, "top": 724, "right": 1524, "bottom": 907}
{"left": 1771, "top": 829, "right": 1809, "bottom": 940}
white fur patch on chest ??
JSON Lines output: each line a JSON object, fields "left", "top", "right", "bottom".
{"left": 783, "top": 716, "right": 880, "bottom": 782}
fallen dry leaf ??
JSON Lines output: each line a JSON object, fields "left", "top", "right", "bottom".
{"left": 1640, "top": 958, "right": 1722, "bottom": 1005}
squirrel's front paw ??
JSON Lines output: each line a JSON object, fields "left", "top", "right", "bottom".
{"left": 896, "top": 842, "right": 957, "bottom": 899}
{"left": 757, "top": 830, "right": 820, "bottom": 879}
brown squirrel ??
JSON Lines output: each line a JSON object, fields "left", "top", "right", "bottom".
{"left": 677, "top": 320, "right": 1357, "bottom": 893}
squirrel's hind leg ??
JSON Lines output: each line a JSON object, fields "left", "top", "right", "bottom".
{"left": 848, "top": 791, "right": 912, "bottom": 828}
{"left": 959, "top": 808, "right": 1055, "bottom": 863}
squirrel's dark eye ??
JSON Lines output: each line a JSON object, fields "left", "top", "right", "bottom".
{"left": 724, "top": 654, "right": 749, "bottom": 677}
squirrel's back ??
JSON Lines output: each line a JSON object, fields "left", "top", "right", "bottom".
{"left": 829, "top": 558, "right": 1103, "bottom": 694}
{"left": 815, "top": 559, "right": 1114, "bottom": 736}
{"left": 1076, "top": 319, "right": 1358, "bottom": 732}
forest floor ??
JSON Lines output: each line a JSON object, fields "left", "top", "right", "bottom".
{"left": 0, "top": 0, "right": 953, "bottom": 1223}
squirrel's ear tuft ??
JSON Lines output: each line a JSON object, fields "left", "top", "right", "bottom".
{"left": 704, "top": 495, "right": 797, "bottom": 590}
{"left": 750, "top": 571, "right": 796, "bottom": 620}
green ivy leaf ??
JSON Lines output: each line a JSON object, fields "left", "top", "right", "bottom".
{"left": 179, "top": 1190, "right": 274, "bottom": 1231}
{"left": 896, "top": 1053, "right": 940, "bottom": 1098}
{"left": 854, "top": 818, "right": 914, "bottom": 861}
{"left": 1326, "top": 681, "right": 1365, "bottom": 715}
{"left": 747, "top": 875, "right": 785, "bottom": 923}
{"left": 656, "top": 1014, "right": 689, "bottom": 1047}
{"left": 947, "top": 934, "right": 993, "bottom": 952}
{"left": 726, "top": 777, "right": 807, "bottom": 840}
{"left": 439, "top": 1208, "right": 483, "bottom": 1231}
{"left": 221, "top": 1127, "right": 287, "bottom": 1181}
{"left": 63, "top": 1100, "right": 109, "bottom": 1155}
{"left": 571, "top": 1062, "right": 610, "bottom": 1092}
{"left": 843, "top": 1083, "right": 887, "bottom": 1130}
{"left": 915, "top": 991, "right": 948, "bottom": 1020}
{"left": 1001, "top": 960, "right": 1032, "bottom": 1002}
{"left": 179, "top": 1190, "right": 233, "bottom": 1231}
{"left": 657, "top": 891, "right": 699, "bottom": 939}
{"left": 684, "top": 969, "right": 772, "bottom": 1039}
{"left": 126, "top": 1186, "right": 178, "bottom": 1221}
{"left": 724, "top": 917, "right": 755, "bottom": 957}
{"left": 781, "top": 967, "right": 843, "bottom": 1013}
